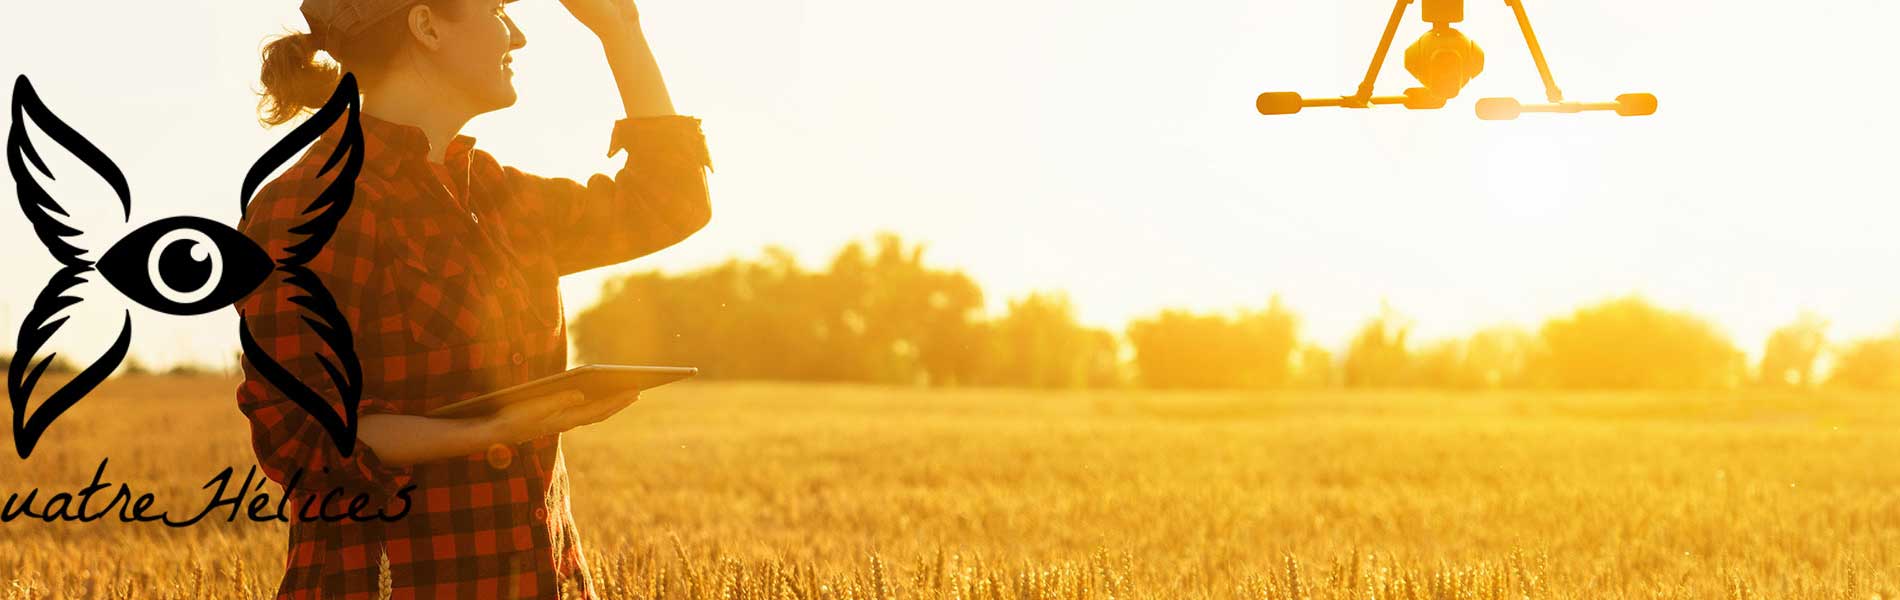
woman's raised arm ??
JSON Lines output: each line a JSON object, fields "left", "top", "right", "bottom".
{"left": 497, "top": 0, "right": 713, "bottom": 275}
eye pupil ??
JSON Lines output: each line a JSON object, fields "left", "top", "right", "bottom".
{"left": 145, "top": 228, "right": 226, "bottom": 305}
{"left": 157, "top": 237, "right": 215, "bottom": 295}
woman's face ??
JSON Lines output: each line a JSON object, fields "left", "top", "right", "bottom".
{"left": 425, "top": 0, "right": 528, "bottom": 114}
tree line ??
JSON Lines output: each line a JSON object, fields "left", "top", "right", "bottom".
{"left": 569, "top": 232, "right": 1900, "bottom": 390}
{"left": 7, "top": 232, "right": 1894, "bottom": 390}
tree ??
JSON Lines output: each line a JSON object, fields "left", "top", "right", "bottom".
{"left": 1462, "top": 325, "right": 1536, "bottom": 388}
{"left": 986, "top": 292, "right": 1121, "bottom": 389}
{"left": 1, "top": 352, "right": 79, "bottom": 374}
{"left": 1535, "top": 296, "right": 1743, "bottom": 389}
{"left": 1290, "top": 344, "right": 1336, "bottom": 388}
{"left": 811, "top": 234, "right": 988, "bottom": 385}
{"left": 572, "top": 233, "right": 990, "bottom": 386}
{"left": 573, "top": 251, "right": 835, "bottom": 382}
{"left": 1826, "top": 330, "right": 1900, "bottom": 389}
{"left": 1342, "top": 303, "right": 1413, "bottom": 387}
{"left": 165, "top": 362, "right": 214, "bottom": 377}
{"left": 1758, "top": 312, "right": 1827, "bottom": 387}
{"left": 1409, "top": 339, "right": 1467, "bottom": 388}
{"left": 1125, "top": 296, "right": 1301, "bottom": 389}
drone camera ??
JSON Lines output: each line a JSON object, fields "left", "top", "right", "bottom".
{"left": 1404, "top": 27, "right": 1484, "bottom": 100}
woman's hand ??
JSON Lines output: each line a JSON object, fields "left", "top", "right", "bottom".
{"left": 557, "top": 0, "right": 642, "bottom": 43}
{"left": 485, "top": 389, "right": 641, "bottom": 444}
{"left": 357, "top": 390, "right": 642, "bottom": 467}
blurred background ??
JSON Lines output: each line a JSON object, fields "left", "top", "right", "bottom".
{"left": 1, "top": 0, "right": 1897, "bottom": 389}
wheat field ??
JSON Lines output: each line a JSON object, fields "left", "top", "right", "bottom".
{"left": 0, "top": 375, "right": 1895, "bottom": 599}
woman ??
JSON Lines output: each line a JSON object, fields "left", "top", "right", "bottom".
{"left": 233, "top": 0, "right": 711, "bottom": 597}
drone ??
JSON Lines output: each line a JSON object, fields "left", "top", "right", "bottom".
{"left": 1256, "top": 0, "right": 1655, "bottom": 120}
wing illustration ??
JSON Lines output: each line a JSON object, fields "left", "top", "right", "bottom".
{"left": 235, "top": 74, "right": 367, "bottom": 457}
{"left": 7, "top": 75, "right": 132, "bottom": 267}
{"left": 8, "top": 267, "right": 132, "bottom": 458}
{"left": 240, "top": 73, "right": 364, "bottom": 267}
{"left": 238, "top": 266, "right": 364, "bottom": 457}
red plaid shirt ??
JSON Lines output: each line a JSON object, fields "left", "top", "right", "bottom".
{"left": 233, "top": 111, "right": 712, "bottom": 599}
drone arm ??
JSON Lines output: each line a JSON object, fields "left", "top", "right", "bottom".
{"left": 1476, "top": 94, "right": 1656, "bottom": 120}
{"left": 1352, "top": 0, "right": 1416, "bottom": 103}
{"left": 1478, "top": 1, "right": 1656, "bottom": 120}
{"left": 1295, "top": 94, "right": 1413, "bottom": 108}
{"left": 1254, "top": 0, "right": 1447, "bottom": 115}
{"left": 1257, "top": 89, "right": 1440, "bottom": 115}
{"left": 1504, "top": 0, "right": 1563, "bottom": 103}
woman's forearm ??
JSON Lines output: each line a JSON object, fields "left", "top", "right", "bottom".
{"left": 356, "top": 389, "right": 629, "bottom": 467}
{"left": 358, "top": 413, "right": 499, "bottom": 467}
{"left": 599, "top": 25, "right": 677, "bottom": 118}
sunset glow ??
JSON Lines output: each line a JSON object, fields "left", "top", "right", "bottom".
{"left": 2, "top": 0, "right": 1895, "bottom": 370}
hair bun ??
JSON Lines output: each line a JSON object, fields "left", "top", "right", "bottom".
{"left": 257, "top": 30, "right": 344, "bottom": 126}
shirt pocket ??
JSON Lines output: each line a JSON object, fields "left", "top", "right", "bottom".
{"left": 386, "top": 231, "right": 506, "bottom": 348}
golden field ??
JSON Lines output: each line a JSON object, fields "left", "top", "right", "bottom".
{"left": 1, "top": 375, "right": 1896, "bottom": 599}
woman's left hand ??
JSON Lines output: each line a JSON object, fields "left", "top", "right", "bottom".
{"left": 557, "top": 0, "right": 642, "bottom": 42}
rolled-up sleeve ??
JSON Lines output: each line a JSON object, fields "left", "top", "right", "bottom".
{"left": 503, "top": 115, "right": 714, "bottom": 276}
{"left": 234, "top": 189, "right": 413, "bottom": 507}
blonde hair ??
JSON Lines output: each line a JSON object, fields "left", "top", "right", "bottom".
{"left": 256, "top": 1, "right": 466, "bottom": 126}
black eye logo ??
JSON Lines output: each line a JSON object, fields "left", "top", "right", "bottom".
{"left": 6, "top": 73, "right": 366, "bottom": 459}
{"left": 93, "top": 216, "right": 274, "bottom": 315}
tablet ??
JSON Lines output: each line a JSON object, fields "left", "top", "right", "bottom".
{"left": 425, "top": 364, "right": 697, "bottom": 419}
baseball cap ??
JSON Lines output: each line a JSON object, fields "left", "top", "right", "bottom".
{"left": 300, "top": 0, "right": 420, "bottom": 40}
{"left": 302, "top": 0, "right": 522, "bottom": 41}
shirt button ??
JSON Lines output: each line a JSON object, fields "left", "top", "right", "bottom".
{"left": 469, "top": 211, "right": 480, "bottom": 224}
{"left": 496, "top": 277, "right": 509, "bottom": 289}
{"left": 532, "top": 507, "right": 548, "bottom": 520}
{"left": 511, "top": 352, "right": 525, "bottom": 365}
{"left": 485, "top": 444, "right": 513, "bottom": 470}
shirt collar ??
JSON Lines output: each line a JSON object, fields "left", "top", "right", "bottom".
{"left": 320, "top": 111, "right": 479, "bottom": 179}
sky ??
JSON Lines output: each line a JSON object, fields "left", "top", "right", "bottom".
{"left": 1, "top": 0, "right": 1896, "bottom": 372}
